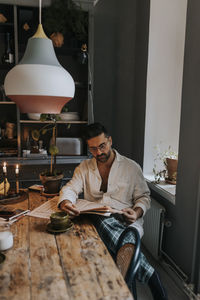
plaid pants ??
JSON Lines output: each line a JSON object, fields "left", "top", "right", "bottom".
{"left": 90, "top": 215, "right": 154, "bottom": 284}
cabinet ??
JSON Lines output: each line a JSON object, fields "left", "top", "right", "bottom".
{"left": 0, "top": 3, "right": 92, "bottom": 165}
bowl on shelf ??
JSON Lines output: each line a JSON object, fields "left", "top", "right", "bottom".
{"left": 58, "top": 112, "right": 80, "bottom": 121}
{"left": 27, "top": 113, "right": 41, "bottom": 120}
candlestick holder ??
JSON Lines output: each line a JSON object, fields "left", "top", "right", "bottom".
{"left": 3, "top": 172, "right": 7, "bottom": 196}
{"left": 0, "top": 190, "right": 27, "bottom": 204}
{"left": 15, "top": 173, "right": 19, "bottom": 194}
{"left": 0, "top": 163, "right": 27, "bottom": 204}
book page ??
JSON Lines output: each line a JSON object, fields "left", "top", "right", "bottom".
{"left": 27, "top": 196, "right": 59, "bottom": 219}
{"left": 76, "top": 199, "right": 110, "bottom": 212}
{"left": 76, "top": 199, "right": 123, "bottom": 215}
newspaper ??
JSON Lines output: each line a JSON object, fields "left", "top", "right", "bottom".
{"left": 27, "top": 197, "right": 59, "bottom": 219}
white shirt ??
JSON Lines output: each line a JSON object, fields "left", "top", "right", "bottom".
{"left": 59, "top": 150, "right": 150, "bottom": 237}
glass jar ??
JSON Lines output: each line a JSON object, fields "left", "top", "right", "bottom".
{"left": 0, "top": 223, "right": 13, "bottom": 250}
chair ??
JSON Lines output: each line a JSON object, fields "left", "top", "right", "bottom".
{"left": 115, "top": 227, "right": 141, "bottom": 300}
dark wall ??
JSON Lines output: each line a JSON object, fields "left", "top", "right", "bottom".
{"left": 93, "top": 0, "right": 117, "bottom": 137}
{"left": 93, "top": 0, "right": 150, "bottom": 166}
{"left": 175, "top": 0, "right": 200, "bottom": 290}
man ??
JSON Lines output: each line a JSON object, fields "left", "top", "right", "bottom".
{"left": 58, "top": 122, "right": 168, "bottom": 300}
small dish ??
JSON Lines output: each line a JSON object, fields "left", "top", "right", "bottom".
{"left": 40, "top": 191, "right": 59, "bottom": 198}
{"left": 27, "top": 113, "right": 41, "bottom": 120}
{"left": 58, "top": 112, "right": 79, "bottom": 121}
{"left": 0, "top": 252, "right": 6, "bottom": 264}
{"left": 46, "top": 222, "right": 73, "bottom": 234}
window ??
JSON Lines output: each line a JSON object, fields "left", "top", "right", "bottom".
{"left": 143, "top": 0, "right": 188, "bottom": 201}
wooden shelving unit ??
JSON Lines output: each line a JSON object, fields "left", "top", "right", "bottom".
{"left": 19, "top": 120, "right": 87, "bottom": 124}
{"left": 0, "top": 101, "right": 15, "bottom": 104}
{"left": 0, "top": 3, "right": 90, "bottom": 162}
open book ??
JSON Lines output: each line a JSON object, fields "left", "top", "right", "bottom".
{"left": 28, "top": 197, "right": 123, "bottom": 219}
{"left": 76, "top": 199, "right": 123, "bottom": 216}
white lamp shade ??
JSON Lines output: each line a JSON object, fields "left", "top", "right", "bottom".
{"left": 4, "top": 28, "right": 75, "bottom": 113}
{"left": 5, "top": 64, "right": 75, "bottom": 97}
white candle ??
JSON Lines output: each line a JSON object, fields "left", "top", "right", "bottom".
{"left": 15, "top": 164, "right": 19, "bottom": 174}
{"left": 0, "top": 231, "right": 13, "bottom": 251}
{"left": 3, "top": 162, "right": 7, "bottom": 174}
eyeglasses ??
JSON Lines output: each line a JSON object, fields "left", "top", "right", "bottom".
{"left": 88, "top": 140, "right": 109, "bottom": 153}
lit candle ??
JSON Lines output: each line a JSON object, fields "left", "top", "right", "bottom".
{"left": 3, "top": 162, "right": 7, "bottom": 196}
{"left": 15, "top": 164, "right": 19, "bottom": 174}
{"left": 3, "top": 162, "right": 7, "bottom": 174}
{"left": 15, "top": 164, "right": 19, "bottom": 194}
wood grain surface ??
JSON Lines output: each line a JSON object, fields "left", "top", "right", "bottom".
{"left": 0, "top": 192, "right": 133, "bottom": 300}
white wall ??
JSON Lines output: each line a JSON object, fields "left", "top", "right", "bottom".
{"left": 143, "top": 0, "right": 188, "bottom": 175}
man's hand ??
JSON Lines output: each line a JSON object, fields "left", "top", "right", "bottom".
{"left": 122, "top": 207, "right": 143, "bottom": 224}
{"left": 60, "top": 200, "right": 80, "bottom": 217}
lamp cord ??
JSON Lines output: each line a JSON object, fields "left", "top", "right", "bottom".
{"left": 39, "top": 0, "right": 42, "bottom": 24}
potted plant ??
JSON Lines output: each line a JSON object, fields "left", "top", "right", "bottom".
{"left": 164, "top": 148, "right": 178, "bottom": 184}
{"left": 31, "top": 114, "right": 63, "bottom": 194}
{"left": 153, "top": 144, "right": 178, "bottom": 184}
{"left": 43, "top": 0, "right": 88, "bottom": 47}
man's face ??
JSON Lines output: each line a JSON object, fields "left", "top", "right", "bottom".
{"left": 87, "top": 133, "right": 112, "bottom": 163}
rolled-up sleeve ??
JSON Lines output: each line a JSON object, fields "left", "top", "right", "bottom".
{"left": 132, "top": 166, "right": 151, "bottom": 216}
{"left": 58, "top": 164, "right": 84, "bottom": 206}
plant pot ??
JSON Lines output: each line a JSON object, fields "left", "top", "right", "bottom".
{"left": 39, "top": 172, "right": 64, "bottom": 194}
{"left": 50, "top": 32, "right": 64, "bottom": 48}
{"left": 5, "top": 122, "right": 15, "bottom": 139}
{"left": 165, "top": 158, "right": 178, "bottom": 184}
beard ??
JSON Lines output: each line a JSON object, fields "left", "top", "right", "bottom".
{"left": 96, "top": 150, "right": 111, "bottom": 163}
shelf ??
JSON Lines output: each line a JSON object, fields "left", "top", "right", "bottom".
{"left": 0, "top": 22, "right": 14, "bottom": 27}
{"left": 0, "top": 101, "right": 15, "bottom": 104}
{"left": 145, "top": 174, "right": 176, "bottom": 205}
{"left": 0, "top": 155, "right": 88, "bottom": 165}
{"left": 0, "top": 3, "right": 90, "bottom": 164}
{"left": 20, "top": 120, "right": 88, "bottom": 124}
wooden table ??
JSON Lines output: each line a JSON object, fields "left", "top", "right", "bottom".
{"left": 0, "top": 192, "right": 133, "bottom": 300}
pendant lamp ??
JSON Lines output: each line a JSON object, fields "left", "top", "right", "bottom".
{"left": 4, "top": 0, "right": 75, "bottom": 114}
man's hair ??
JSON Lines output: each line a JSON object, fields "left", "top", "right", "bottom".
{"left": 82, "top": 122, "right": 110, "bottom": 141}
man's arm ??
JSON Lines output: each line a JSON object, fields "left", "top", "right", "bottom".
{"left": 122, "top": 207, "right": 144, "bottom": 224}
{"left": 122, "top": 164, "right": 150, "bottom": 224}
{"left": 131, "top": 165, "right": 151, "bottom": 214}
{"left": 58, "top": 164, "right": 84, "bottom": 216}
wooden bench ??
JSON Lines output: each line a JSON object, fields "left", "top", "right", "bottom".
{"left": 0, "top": 191, "right": 133, "bottom": 300}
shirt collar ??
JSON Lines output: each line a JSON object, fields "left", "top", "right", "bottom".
{"left": 89, "top": 149, "right": 123, "bottom": 170}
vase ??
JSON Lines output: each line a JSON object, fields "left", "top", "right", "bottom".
{"left": 165, "top": 158, "right": 178, "bottom": 184}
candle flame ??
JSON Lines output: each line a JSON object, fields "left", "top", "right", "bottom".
{"left": 15, "top": 164, "right": 19, "bottom": 174}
